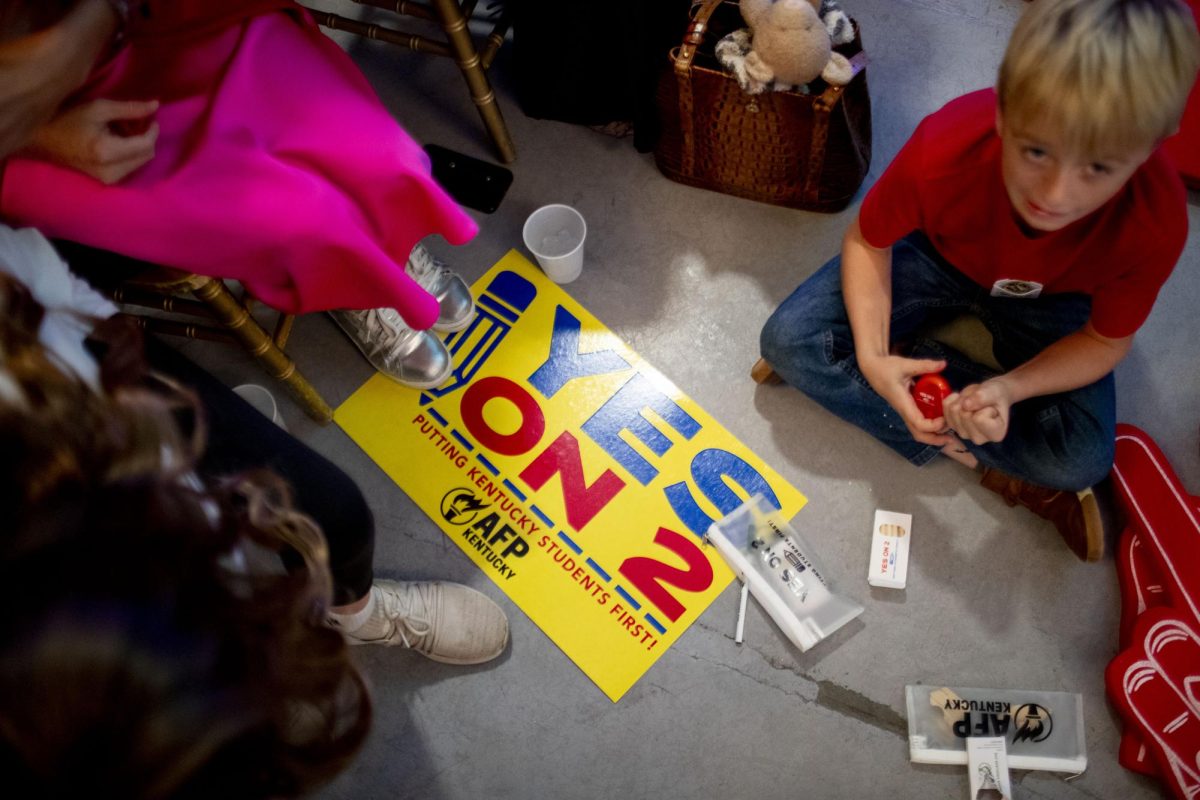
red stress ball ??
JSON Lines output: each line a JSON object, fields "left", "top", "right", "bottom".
{"left": 911, "top": 373, "right": 951, "bottom": 419}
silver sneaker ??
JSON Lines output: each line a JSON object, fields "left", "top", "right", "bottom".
{"left": 330, "top": 307, "right": 452, "bottom": 389}
{"left": 344, "top": 580, "right": 509, "bottom": 664}
{"left": 406, "top": 243, "right": 475, "bottom": 332}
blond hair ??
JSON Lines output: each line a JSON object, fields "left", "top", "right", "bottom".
{"left": 997, "top": 0, "right": 1200, "bottom": 157}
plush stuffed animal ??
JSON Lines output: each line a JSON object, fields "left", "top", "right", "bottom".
{"left": 819, "top": 0, "right": 855, "bottom": 47}
{"left": 739, "top": 0, "right": 853, "bottom": 90}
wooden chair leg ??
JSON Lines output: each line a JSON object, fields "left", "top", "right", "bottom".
{"left": 273, "top": 313, "right": 295, "bottom": 349}
{"left": 190, "top": 278, "right": 334, "bottom": 423}
{"left": 751, "top": 357, "right": 782, "bottom": 385}
{"left": 478, "top": 3, "right": 511, "bottom": 69}
{"left": 117, "top": 313, "right": 237, "bottom": 344}
{"left": 429, "top": 0, "right": 516, "bottom": 163}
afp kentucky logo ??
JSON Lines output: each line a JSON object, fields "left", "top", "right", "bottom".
{"left": 1012, "top": 703, "right": 1053, "bottom": 744}
{"left": 436, "top": 486, "right": 527, "bottom": 581}
{"left": 947, "top": 697, "right": 1056, "bottom": 744}
{"left": 441, "top": 488, "right": 490, "bottom": 526}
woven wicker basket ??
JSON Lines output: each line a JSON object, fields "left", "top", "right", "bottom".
{"left": 654, "top": 0, "right": 872, "bottom": 212}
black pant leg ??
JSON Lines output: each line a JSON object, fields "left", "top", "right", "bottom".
{"left": 144, "top": 338, "right": 375, "bottom": 605}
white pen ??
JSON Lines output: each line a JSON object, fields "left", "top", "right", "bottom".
{"left": 734, "top": 582, "right": 749, "bottom": 644}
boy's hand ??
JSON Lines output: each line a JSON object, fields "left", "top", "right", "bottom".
{"left": 941, "top": 378, "right": 1013, "bottom": 444}
{"left": 860, "top": 353, "right": 953, "bottom": 446}
{"left": 23, "top": 99, "right": 159, "bottom": 184}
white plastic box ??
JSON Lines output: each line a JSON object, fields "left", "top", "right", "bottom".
{"left": 905, "top": 685, "right": 1087, "bottom": 773}
{"left": 967, "top": 737, "right": 1013, "bottom": 799}
{"left": 868, "top": 508, "right": 911, "bottom": 589}
{"left": 706, "top": 495, "right": 863, "bottom": 652}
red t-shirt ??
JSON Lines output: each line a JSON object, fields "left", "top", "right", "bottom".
{"left": 859, "top": 89, "right": 1188, "bottom": 338}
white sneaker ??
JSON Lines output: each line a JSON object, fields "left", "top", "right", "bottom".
{"left": 330, "top": 307, "right": 452, "bottom": 389}
{"left": 406, "top": 243, "right": 475, "bottom": 332}
{"left": 343, "top": 580, "right": 509, "bottom": 664}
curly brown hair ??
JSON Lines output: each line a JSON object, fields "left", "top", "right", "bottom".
{"left": 0, "top": 273, "right": 371, "bottom": 798}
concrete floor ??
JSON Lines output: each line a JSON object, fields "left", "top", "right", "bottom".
{"left": 181, "top": 1, "right": 1200, "bottom": 797}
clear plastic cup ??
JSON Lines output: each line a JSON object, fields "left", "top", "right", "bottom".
{"left": 522, "top": 204, "right": 586, "bottom": 284}
{"left": 233, "top": 383, "right": 287, "bottom": 431}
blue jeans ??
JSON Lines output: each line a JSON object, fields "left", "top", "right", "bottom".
{"left": 760, "top": 233, "right": 1115, "bottom": 491}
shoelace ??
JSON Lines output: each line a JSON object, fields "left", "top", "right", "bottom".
{"left": 375, "top": 583, "right": 434, "bottom": 650}
{"left": 358, "top": 308, "right": 418, "bottom": 356}
{"left": 406, "top": 246, "right": 450, "bottom": 292}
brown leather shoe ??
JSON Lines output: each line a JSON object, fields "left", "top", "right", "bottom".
{"left": 979, "top": 467, "right": 1104, "bottom": 562}
{"left": 751, "top": 357, "right": 782, "bottom": 385}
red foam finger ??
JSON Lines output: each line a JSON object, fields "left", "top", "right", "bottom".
{"left": 1118, "top": 528, "right": 1171, "bottom": 648}
{"left": 1116, "top": 528, "right": 1169, "bottom": 777}
{"left": 1143, "top": 618, "right": 1200, "bottom": 712}
{"left": 1108, "top": 658, "right": 1199, "bottom": 797}
{"left": 1107, "top": 611, "right": 1200, "bottom": 799}
{"left": 1111, "top": 425, "right": 1200, "bottom": 629}
{"left": 1119, "top": 727, "right": 1161, "bottom": 777}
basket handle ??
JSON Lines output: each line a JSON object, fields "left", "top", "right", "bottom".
{"left": 814, "top": 50, "right": 869, "bottom": 112}
{"left": 804, "top": 49, "right": 869, "bottom": 204}
{"left": 672, "top": 0, "right": 726, "bottom": 177}
{"left": 674, "top": 0, "right": 726, "bottom": 77}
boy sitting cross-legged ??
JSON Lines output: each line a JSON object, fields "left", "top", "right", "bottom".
{"left": 759, "top": 0, "right": 1200, "bottom": 562}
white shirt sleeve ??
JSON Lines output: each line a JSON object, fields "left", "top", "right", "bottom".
{"left": 0, "top": 226, "right": 118, "bottom": 388}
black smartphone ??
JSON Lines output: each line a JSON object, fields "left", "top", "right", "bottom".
{"left": 424, "top": 144, "right": 513, "bottom": 214}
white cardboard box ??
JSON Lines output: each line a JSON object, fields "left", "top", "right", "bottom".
{"left": 868, "top": 509, "right": 911, "bottom": 589}
{"left": 966, "top": 737, "right": 1013, "bottom": 799}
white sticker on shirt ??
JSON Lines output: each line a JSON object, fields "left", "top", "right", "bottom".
{"left": 990, "top": 279, "right": 1044, "bottom": 299}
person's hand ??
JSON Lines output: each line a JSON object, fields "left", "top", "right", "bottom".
{"left": 24, "top": 99, "right": 159, "bottom": 184}
{"left": 941, "top": 377, "right": 1014, "bottom": 444}
{"left": 859, "top": 353, "right": 953, "bottom": 446}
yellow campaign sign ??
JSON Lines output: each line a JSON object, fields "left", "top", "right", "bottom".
{"left": 337, "top": 251, "right": 806, "bottom": 701}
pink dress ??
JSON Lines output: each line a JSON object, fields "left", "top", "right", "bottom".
{"left": 0, "top": 0, "right": 477, "bottom": 329}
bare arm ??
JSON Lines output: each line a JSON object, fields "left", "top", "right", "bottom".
{"left": 0, "top": 0, "right": 118, "bottom": 159}
{"left": 842, "top": 215, "right": 951, "bottom": 446}
{"left": 842, "top": 214, "right": 893, "bottom": 362}
{"left": 991, "top": 322, "right": 1132, "bottom": 403}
